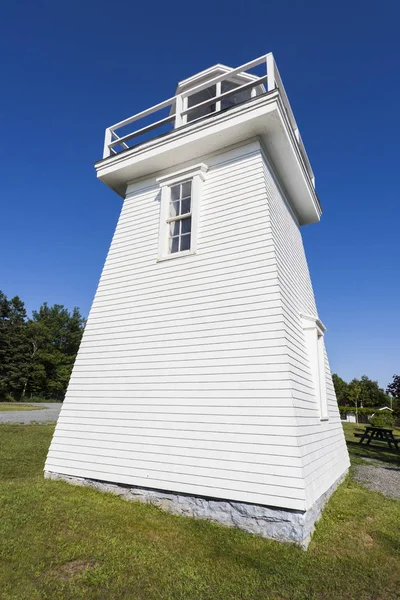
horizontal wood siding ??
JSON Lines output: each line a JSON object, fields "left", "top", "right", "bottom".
{"left": 262, "top": 151, "right": 349, "bottom": 509}
{"left": 46, "top": 142, "right": 307, "bottom": 511}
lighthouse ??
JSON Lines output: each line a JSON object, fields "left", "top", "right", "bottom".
{"left": 45, "top": 54, "right": 349, "bottom": 547}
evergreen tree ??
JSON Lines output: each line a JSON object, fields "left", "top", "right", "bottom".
{"left": 332, "top": 373, "right": 349, "bottom": 406}
{"left": 0, "top": 291, "right": 85, "bottom": 401}
{"left": 0, "top": 292, "right": 31, "bottom": 399}
{"left": 27, "top": 303, "right": 85, "bottom": 399}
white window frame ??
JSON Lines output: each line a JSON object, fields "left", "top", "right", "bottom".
{"left": 181, "top": 76, "right": 259, "bottom": 127}
{"left": 156, "top": 163, "right": 208, "bottom": 261}
{"left": 301, "top": 314, "right": 329, "bottom": 421}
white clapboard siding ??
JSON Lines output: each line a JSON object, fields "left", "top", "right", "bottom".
{"left": 46, "top": 142, "right": 310, "bottom": 511}
{"left": 261, "top": 151, "right": 349, "bottom": 510}
{"left": 49, "top": 440, "right": 303, "bottom": 470}
{"left": 53, "top": 423, "right": 303, "bottom": 452}
{"left": 43, "top": 462, "right": 304, "bottom": 510}
{"left": 46, "top": 139, "right": 349, "bottom": 513}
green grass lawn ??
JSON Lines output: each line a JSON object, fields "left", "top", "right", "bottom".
{"left": 0, "top": 424, "right": 399, "bottom": 600}
{"left": 343, "top": 422, "right": 400, "bottom": 467}
{"left": 0, "top": 404, "right": 44, "bottom": 412}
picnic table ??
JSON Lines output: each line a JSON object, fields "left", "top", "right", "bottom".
{"left": 354, "top": 426, "right": 399, "bottom": 450}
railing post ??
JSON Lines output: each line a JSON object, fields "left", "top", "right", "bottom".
{"left": 175, "top": 94, "right": 183, "bottom": 128}
{"left": 266, "top": 53, "right": 276, "bottom": 92}
{"left": 103, "top": 128, "right": 112, "bottom": 158}
{"left": 216, "top": 81, "right": 222, "bottom": 114}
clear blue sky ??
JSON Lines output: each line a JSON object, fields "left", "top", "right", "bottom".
{"left": 0, "top": 1, "right": 399, "bottom": 388}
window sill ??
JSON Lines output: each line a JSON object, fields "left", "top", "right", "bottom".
{"left": 320, "top": 417, "right": 329, "bottom": 422}
{"left": 157, "top": 250, "right": 197, "bottom": 262}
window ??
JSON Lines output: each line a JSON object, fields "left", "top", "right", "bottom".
{"left": 301, "top": 314, "right": 329, "bottom": 420}
{"left": 184, "top": 79, "right": 255, "bottom": 125}
{"left": 157, "top": 164, "right": 208, "bottom": 261}
{"left": 220, "top": 80, "right": 252, "bottom": 110}
{"left": 168, "top": 181, "right": 192, "bottom": 254}
{"left": 186, "top": 85, "right": 216, "bottom": 123}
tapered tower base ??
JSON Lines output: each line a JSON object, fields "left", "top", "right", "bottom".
{"left": 45, "top": 57, "right": 350, "bottom": 543}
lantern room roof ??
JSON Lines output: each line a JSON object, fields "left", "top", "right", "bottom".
{"left": 174, "top": 63, "right": 262, "bottom": 94}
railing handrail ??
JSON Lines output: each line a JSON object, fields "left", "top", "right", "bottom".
{"left": 106, "top": 53, "right": 270, "bottom": 137}
{"left": 179, "top": 54, "right": 269, "bottom": 99}
{"left": 108, "top": 115, "right": 176, "bottom": 149}
{"left": 101, "top": 52, "right": 315, "bottom": 186}
{"left": 109, "top": 96, "right": 176, "bottom": 133}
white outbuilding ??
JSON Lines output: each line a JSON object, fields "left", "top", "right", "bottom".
{"left": 45, "top": 53, "right": 350, "bottom": 546}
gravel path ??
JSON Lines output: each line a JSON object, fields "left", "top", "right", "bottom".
{"left": 354, "top": 464, "right": 400, "bottom": 500}
{"left": 0, "top": 403, "right": 62, "bottom": 424}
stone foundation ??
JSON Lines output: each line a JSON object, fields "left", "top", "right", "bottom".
{"left": 44, "top": 470, "right": 347, "bottom": 548}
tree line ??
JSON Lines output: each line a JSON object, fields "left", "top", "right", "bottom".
{"left": 0, "top": 290, "right": 85, "bottom": 401}
{"left": 332, "top": 373, "right": 400, "bottom": 413}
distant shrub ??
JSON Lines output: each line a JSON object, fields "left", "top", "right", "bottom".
{"left": 0, "top": 395, "right": 60, "bottom": 403}
{"left": 0, "top": 394, "right": 16, "bottom": 403}
{"left": 370, "top": 411, "right": 395, "bottom": 428}
{"left": 25, "top": 397, "right": 61, "bottom": 403}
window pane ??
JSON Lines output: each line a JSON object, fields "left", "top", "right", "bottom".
{"left": 169, "top": 221, "right": 180, "bottom": 236}
{"left": 181, "top": 217, "right": 191, "bottom": 235}
{"left": 170, "top": 201, "right": 180, "bottom": 217}
{"left": 181, "top": 181, "right": 191, "bottom": 198}
{"left": 187, "top": 85, "right": 216, "bottom": 108}
{"left": 180, "top": 234, "right": 191, "bottom": 251}
{"left": 187, "top": 85, "right": 216, "bottom": 122}
{"left": 169, "top": 237, "right": 179, "bottom": 253}
{"left": 171, "top": 185, "right": 180, "bottom": 201}
{"left": 181, "top": 198, "right": 191, "bottom": 215}
{"left": 221, "top": 79, "right": 252, "bottom": 110}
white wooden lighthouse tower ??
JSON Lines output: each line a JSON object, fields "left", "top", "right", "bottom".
{"left": 45, "top": 54, "right": 349, "bottom": 546}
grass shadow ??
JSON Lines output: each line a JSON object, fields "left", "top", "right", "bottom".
{"left": 344, "top": 424, "right": 400, "bottom": 467}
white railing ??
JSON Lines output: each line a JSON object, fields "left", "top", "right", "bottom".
{"left": 102, "top": 52, "right": 314, "bottom": 186}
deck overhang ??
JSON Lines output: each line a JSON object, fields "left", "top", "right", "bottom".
{"left": 95, "top": 91, "right": 321, "bottom": 226}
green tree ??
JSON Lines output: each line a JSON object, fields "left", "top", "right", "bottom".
{"left": 0, "top": 291, "right": 31, "bottom": 399}
{"left": 348, "top": 380, "right": 361, "bottom": 412}
{"left": 0, "top": 291, "right": 85, "bottom": 401}
{"left": 348, "top": 375, "right": 388, "bottom": 408}
{"left": 387, "top": 375, "right": 400, "bottom": 399}
{"left": 332, "top": 373, "right": 349, "bottom": 406}
{"left": 27, "top": 303, "right": 85, "bottom": 399}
